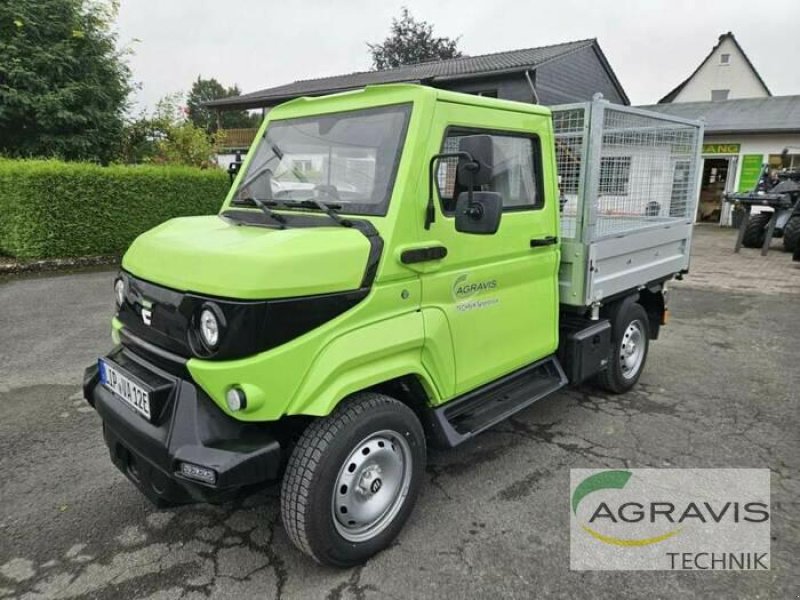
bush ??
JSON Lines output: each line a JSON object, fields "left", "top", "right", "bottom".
{"left": 0, "top": 159, "right": 230, "bottom": 259}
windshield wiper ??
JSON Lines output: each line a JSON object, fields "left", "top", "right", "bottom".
{"left": 242, "top": 197, "right": 289, "bottom": 229}
{"left": 265, "top": 199, "right": 352, "bottom": 228}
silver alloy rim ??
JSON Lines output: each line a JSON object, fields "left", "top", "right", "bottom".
{"left": 332, "top": 430, "right": 412, "bottom": 543}
{"left": 619, "top": 319, "right": 646, "bottom": 380}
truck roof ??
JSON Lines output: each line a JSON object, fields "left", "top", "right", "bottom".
{"left": 267, "top": 83, "right": 553, "bottom": 121}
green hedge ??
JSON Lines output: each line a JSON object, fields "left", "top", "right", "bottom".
{"left": 0, "top": 159, "right": 230, "bottom": 259}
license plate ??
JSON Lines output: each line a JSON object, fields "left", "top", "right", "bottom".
{"left": 99, "top": 360, "right": 151, "bottom": 420}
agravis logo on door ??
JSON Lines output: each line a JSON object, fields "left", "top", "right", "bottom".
{"left": 452, "top": 273, "right": 499, "bottom": 312}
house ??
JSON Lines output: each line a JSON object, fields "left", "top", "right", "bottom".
{"left": 643, "top": 33, "right": 798, "bottom": 226}
{"left": 208, "top": 38, "right": 629, "bottom": 113}
{"left": 209, "top": 38, "right": 628, "bottom": 167}
{"left": 658, "top": 32, "right": 771, "bottom": 104}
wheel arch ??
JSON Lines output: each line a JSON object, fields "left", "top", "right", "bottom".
{"left": 284, "top": 310, "right": 441, "bottom": 419}
{"left": 602, "top": 286, "right": 663, "bottom": 340}
{"left": 637, "top": 286, "right": 665, "bottom": 340}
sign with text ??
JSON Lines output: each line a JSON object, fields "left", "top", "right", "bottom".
{"left": 703, "top": 143, "right": 740, "bottom": 155}
{"left": 738, "top": 155, "right": 764, "bottom": 192}
{"left": 570, "top": 469, "right": 770, "bottom": 571}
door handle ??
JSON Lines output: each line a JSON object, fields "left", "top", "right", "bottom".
{"left": 530, "top": 236, "right": 558, "bottom": 248}
{"left": 401, "top": 245, "right": 448, "bottom": 264}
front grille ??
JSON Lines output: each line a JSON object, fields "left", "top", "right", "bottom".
{"left": 117, "top": 273, "right": 193, "bottom": 358}
{"left": 119, "top": 328, "right": 189, "bottom": 379}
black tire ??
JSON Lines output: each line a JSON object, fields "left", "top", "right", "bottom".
{"left": 782, "top": 215, "right": 800, "bottom": 253}
{"left": 741, "top": 213, "right": 772, "bottom": 248}
{"left": 280, "top": 392, "right": 426, "bottom": 567}
{"left": 595, "top": 302, "right": 650, "bottom": 394}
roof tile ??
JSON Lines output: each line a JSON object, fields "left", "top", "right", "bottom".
{"left": 638, "top": 95, "right": 800, "bottom": 134}
{"left": 208, "top": 39, "right": 596, "bottom": 108}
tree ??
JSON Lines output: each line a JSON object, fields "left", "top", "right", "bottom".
{"left": 368, "top": 7, "right": 462, "bottom": 70}
{"left": 0, "top": 0, "right": 131, "bottom": 163}
{"left": 118, "top": 94, "right": 220, "bottom": 168}
{"left": 186, "top": 77, "right": 258, "bottom": 134}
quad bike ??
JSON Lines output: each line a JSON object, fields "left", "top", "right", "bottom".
{"left": 725, "top": 150, "right": 800, "bottom": 256}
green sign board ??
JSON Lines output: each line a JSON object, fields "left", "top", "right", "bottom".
{"left": 738, "top": 154, "right": 764, "bottom": 192}
{"left": 703, "top": 143, "right": 741, "bottom": 154}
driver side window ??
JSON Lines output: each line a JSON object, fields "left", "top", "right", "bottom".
{"left": 436, "top": 130, "right": 543, "bottom": 213}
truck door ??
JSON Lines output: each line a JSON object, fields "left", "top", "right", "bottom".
{"left": 420, "top": 103, "right": 559, "bottom": 396}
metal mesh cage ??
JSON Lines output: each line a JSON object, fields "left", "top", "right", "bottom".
{"left": 553, "top": 107, "right": 588, "bottom": 239}
{"left": 593, "top": 107, "right": 700, "bottom": 238}
{"left": 553, "top": 101, "right": 701, "bottom": 242}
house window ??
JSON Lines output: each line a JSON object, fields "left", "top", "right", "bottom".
{"left": 768, "top": 153, "right": 800, "bottom": 170}
{"left": 711, "top": 89, "right": 730, "bottom": 102}
{"left": 599, "top": 156, "right": 631, "bottom": 196}
{"left": 720, "top": 53, "right": 730, "bottom": 65}
{"left": 291, "top": 159, "right": 313, "bottom": 173}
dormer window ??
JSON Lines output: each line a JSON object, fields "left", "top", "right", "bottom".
{"left": 711, "top": 89, "right": 730, "bottom": 101}
{"left": 720, "top": 53, "right": 730, "bottom": 65}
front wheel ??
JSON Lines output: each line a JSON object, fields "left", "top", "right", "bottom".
{"left": 782, "top": 215, "right": 800, "bottom": 253}
{"left": 595, "top": 302, "right": 650, "bottom": 394}
{"left": 741, "top": 212, "right": 772, "bottom": 248}
{"left": 280, "top": 393, "right": 426, "bottom": 567}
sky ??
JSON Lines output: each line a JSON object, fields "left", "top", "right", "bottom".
{"left": 115, "top": 0, "right": 800, "bottom": 113}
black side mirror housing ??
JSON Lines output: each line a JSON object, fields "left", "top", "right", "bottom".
{"left": 455, "top": 191, "right": 502, "bottom": 234}
{"left": 457, "top": 135, "right": 494, "bottom": 187}
{"left": 424, "top": 134, "right": 497, "bottom": 230}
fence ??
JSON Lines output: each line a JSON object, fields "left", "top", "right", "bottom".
{"left": 218, "top": 128, "right": 259, "bottom": 151}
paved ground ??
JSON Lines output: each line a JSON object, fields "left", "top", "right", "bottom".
{"left": 1, "top": 226, "right": 798, "bottom": 599}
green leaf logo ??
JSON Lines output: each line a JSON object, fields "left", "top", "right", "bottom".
{"left": 572, "top": 470, "right": 681, "bottom": 547}
{"left": 571, "top": 470, "right": 632, "bottom": 514}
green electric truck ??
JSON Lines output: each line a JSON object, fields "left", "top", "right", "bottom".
{"left": 83, "top": 84, "right": 702, "bottom": 566}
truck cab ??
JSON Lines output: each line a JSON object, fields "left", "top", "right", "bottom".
{"left": 84, "top": 84, "right": 701, "bottom": 567}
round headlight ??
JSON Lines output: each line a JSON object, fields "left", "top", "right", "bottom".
{"left": 114, "top": 278, "right": 126, "bottom": 307}
{"left": 199, "top": 308, "right": 220, "bottom": 348}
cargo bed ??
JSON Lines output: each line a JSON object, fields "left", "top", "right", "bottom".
{"left": 552, "top": 99, "right": 703, "bottom": 307}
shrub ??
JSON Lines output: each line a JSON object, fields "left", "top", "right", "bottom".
{"left": 0, "top": 159, "right": 230, "bottom": 259}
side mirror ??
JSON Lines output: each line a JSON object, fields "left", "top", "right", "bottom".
{"left": 455, "top": 191, "right": 502, "bottom": 235}
{"left": 424, "top": 134, "right": 496, "bottom": 230}
{"left": 457, "top": 135, "right": 494, "bottom": 187}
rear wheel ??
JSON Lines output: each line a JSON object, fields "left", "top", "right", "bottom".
{"left": 741, "top": 212, "right": 772, "bottom": 248}
{"left": 280, "top": 393, "right": 426, "bottom": 567}
{"left": 782, "top": 215, "right": 800, "bottom": 253}
{"left": 595, "top": 302, "right": 650, "bottom": 394}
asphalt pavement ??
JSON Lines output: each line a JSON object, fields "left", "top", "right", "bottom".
{"left": 1, "top": 227, "right": 798, "bottom": 599}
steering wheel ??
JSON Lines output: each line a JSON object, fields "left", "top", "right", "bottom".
{"left": 313, "top": 184, "right": 341, "bottom": 201}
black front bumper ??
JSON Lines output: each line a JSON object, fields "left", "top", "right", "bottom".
{"left": 83, "top": 340, "right": 282, "bottom": 506}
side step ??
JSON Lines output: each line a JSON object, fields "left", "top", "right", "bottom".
{"left": 426, "top": 356, "right": 567, "bottom": 448}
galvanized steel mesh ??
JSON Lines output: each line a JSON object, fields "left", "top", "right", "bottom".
{"left": 553, "top": 107, "right": 588, "bottom": 239}
{"left": 553, "top": 102, "right": 701, "bottom": 241}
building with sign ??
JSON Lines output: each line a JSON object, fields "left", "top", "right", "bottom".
{"left": 640, "top": 32, "right": 799, "bottom": 224}
{"left": 640, "top": 95, "right": 800, "bottom": 225}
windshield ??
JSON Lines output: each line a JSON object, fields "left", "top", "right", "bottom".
{"left": 233, "top": 103, "right": 411, "bottom": 216}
